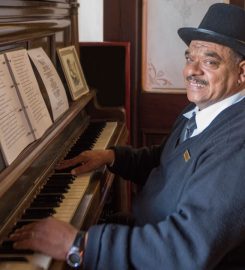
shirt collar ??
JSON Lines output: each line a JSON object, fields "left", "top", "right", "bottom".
{"left": 183, "top": 89, "right": 245, "bottom": 134}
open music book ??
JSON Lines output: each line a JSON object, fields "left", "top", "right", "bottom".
{"left": 28, "top": 47, "right": 69, "bottom": 121}
{"left": 0, "top": 49, "right": 53, "bottom": 165}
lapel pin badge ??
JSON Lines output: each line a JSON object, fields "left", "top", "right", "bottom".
{"left": 183, "top": 149, "right": 191, "bottom": 162}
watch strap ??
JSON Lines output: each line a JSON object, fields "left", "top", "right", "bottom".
{"left": 73, "top": 231, "right": 86, "bottom": 250}
{"left": 66, "top": 231, "right": 86, "bottom": 268}
{"left": 72, "top": 231, "right": 85, "bottom": 249}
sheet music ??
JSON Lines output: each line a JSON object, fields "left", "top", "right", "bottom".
{"left": 5, "top": 49, "right": 52, "bottom": 139}
{"left": 0, "top": 54, "right": 34, "bottom": 165}
{"left": 28, "top": 47, "right": 69, "bottom": 121}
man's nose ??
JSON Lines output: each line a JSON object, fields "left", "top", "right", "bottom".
{"left": 185, "top": 61, "right": 204, "bottom": 76}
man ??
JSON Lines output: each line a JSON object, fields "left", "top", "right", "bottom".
{"left": 10, "top": 3, "right": 245, "bottom": 269}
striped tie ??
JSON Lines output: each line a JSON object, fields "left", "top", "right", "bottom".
{"left": 179, "top": 113, "right": 197, "bottom": 143}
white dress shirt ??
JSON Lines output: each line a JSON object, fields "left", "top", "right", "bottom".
{"left": 183, "top": 89, "right": 245, "bottom": 138}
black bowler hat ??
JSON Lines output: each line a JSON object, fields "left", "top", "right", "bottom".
{"left": 178, "top": 3, "right": 245, "bottom": 56}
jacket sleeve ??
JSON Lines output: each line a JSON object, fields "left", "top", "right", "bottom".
{"left": 107, "top": 104, "right": 194, "bottom": 186}
{"left": 108, "top": 144, "right": 164, "bottom": 186}
{"left": 107, "top": 104, "right": 192, "bottom": 186}
{"left": 83, "top": 142, "right": 245, "bottom": 270}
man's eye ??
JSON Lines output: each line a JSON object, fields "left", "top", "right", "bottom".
{"left": 185, "top": 56, "right": 193, "bottom": 63}
{"left": 204, "top": 60, "right": 219, "bottom": 67}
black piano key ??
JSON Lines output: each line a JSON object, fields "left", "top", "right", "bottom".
{"left": 40, "top": 186, "right": 69, "bottom": 194}
{"left": 11, "top": 221, "right": 32, "bottom": 232}
{"left": 64, "top": 121, "right": 106, "bottom": 160}
{"left": 0, "top": 256, "right": 28, "bottom": 262}
{"left": 66, "top": 149, "right": 87, "bottom": 157}
{"left": 46, "top": 178, "right": 73, "bottom": 185}
{"left": 45, "top": 180, "right": 73, "bottom": 188}
{"left": 49, "top": 173, "right": 75, "bottom": 180}
{"left": 45, "top": 178, "right": 73, "bottom": 186}
{"left": 0, "top": 241, "right": 33, "bottom": 255}
{"left": 30, "top": 200, "right": 60, "bottom": 208}
{"left": 34, "top": 194, "right": 64, "bottom": 202}
{"left": 56, "top": 166, "right": 77, "bottom": 173}
{"left": 21, "top": 208, "right": 55, "bottom": 219}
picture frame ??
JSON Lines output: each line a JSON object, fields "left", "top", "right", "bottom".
{"left": 57, "top": 45, "right": 89, "bottom": 100}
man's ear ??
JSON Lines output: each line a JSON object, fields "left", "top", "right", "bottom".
{"left": 239, "top": 60, "right": 245, "bottom": 84}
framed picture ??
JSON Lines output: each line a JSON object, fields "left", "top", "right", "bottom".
{"left": 57, "top": 45, "right": 89, "bottom": 100}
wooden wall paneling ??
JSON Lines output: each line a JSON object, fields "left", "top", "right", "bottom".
{"left": 230, "top": 0, "right": 245, "bottom": 8}
{"left": 104, "top": 0, "right": 142, "bottom": 146}
{"left": 140, "top": 92, "right": 189, "bottom": 145}
{"left": 139, "top": 93, "right": 189, "bottom": 146}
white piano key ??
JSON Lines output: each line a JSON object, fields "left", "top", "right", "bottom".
{"left": 92, "top": 122, "right": 117, "bottom": 150}
{"left": 0, "top": 262, "right": 42, "bottom": 270}
{"left": 54, "top": 173, "right": 91, "bottom": 222}
{"left": 26, "top": 253, "right": 51, "bottom": 270}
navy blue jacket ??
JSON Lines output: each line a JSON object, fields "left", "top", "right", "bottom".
{"left": 83, "top": 100, "right": 245, "bottom": 270}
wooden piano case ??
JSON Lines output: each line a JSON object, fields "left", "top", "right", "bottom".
{"left": 0, "top": 1, "right": 128, "bottom": 269}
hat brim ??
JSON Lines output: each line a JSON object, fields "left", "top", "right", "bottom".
{"left": 178, "top": 27, "right": 245, "bottom": 57}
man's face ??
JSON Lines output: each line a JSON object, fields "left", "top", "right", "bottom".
{"left": 183, "top": 40, "right": 243, "bottom": 110}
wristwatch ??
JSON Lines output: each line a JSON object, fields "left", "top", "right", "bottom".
{"left": 66, "top": 231, "right": 85, "bottom": 268}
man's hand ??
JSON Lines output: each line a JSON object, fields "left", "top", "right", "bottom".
{"left": 55, "top": 149, "right": 115, "bottom": 175}
{"left": 10, "top": 217, "right": 77, "bottom": 260}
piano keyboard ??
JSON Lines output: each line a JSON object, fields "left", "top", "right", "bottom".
{"left": 0, "top": 121, "right": 117, "bottom": 270}
{"left": 54, "top": 121, "right": 117, "bottom": 223}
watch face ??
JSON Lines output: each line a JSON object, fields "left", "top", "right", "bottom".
{"left": 67, "top": 252, "right": 81, "bottom": 267}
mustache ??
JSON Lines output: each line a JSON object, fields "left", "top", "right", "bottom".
{"left": 186, "top": 76, "right": 209, "bottom": 86}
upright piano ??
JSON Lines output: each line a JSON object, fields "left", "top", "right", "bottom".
{"left": 0, "top": 1, "right": 128, "bottom": 269}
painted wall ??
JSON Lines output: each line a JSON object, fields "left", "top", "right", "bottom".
{"left": 142, "top": 0, "right": 225, "bottom": 91}
{"left": 78, "top": 0, "right": 103, "bottom": 41}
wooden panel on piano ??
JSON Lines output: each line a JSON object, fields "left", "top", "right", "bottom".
{"left": 0, "top": 0, "right": 78, "bottom": 63}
